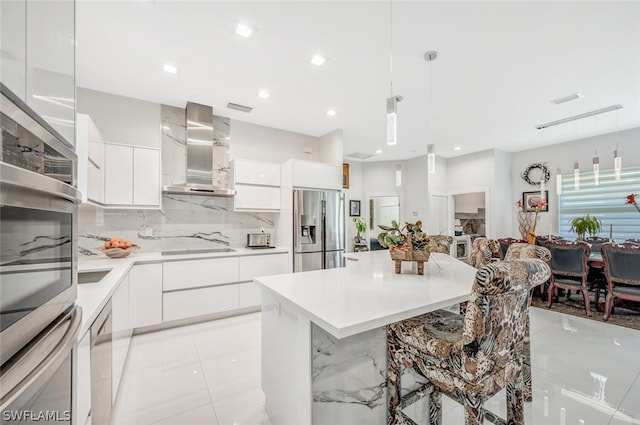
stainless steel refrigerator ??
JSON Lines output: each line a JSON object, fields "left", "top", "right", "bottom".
{"left": 293, "top": 189, "right": 345, "bottom": 272}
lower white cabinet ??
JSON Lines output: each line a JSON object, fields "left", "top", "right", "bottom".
{"left": 238, "top": 282, "right": 262, "bottom": 308}
{"left": 74, "top": 331, "right": 91, "bottom": 425}
{"left": 130, "top": 263, "right": 163, "bottom": 328}
{"left": 163, "top": 257, "right": 239, "bottom": 291}
{"left": 111, "top": 272, "right": 131, "bottom": 403}
{"left": 163, "top": 285, "right": 238, "bottom": 322}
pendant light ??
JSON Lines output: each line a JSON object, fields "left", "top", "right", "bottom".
{"left": 593, "top": 151, "right": 600, "bottom": 186}
{"left": 574, "top": 162, "right": 580, "bottom": 191}
{"left": 614, "top": 111, "right": 622, "bottom": 180}
{"left": 386, "top": 0, "right": 402, "bottom": 146}
{"left": 540, "top": 175, "right": 546, "bottom": 201}
{"left": 556, "top": 167, "right": 563, "bottom": 195}
{"left": 425, "top": 50, "right": 438, "bottom": 174}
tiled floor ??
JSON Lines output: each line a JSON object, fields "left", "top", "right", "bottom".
{"left": 111, "top": 308, "right": 640, "bottom": 425}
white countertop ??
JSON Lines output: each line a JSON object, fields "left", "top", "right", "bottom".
{"left": 76, "top": 247, "right": 289, "bottom": 336}
{"left": 255, "top": 250, "right": 477, "bottom": 339}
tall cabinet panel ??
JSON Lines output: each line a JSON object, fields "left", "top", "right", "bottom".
{"left": 0, "top": 0, "right": 26, "bottom": 100}
{"left": 26, "top": 0, "right": 75, "bottom": 146}
{"left": 104, "top": 144, "right": 134, "bottom": 205}
{"left": 133, "top": 147, "right": 160, "bottom": 206}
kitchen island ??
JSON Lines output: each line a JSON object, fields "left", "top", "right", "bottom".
{"left": 255, "top": 250, "right": 477, "bottom": 425}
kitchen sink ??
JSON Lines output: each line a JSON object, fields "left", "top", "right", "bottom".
{"left": 160, "top": 248, "right": 236, "bottom": 256}
{"left": 78, "top": 270, "right": 111, "bottom": 284}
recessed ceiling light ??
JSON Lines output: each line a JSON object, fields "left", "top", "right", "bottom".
{"left": 258, "top": 90, "right": 270, "bottom": 99}
{"left": 453, "top": 146, "right": 462, "bottom": 151}
{"left": 375, "top": 149, "right": 382, "bottom": 154}
{"left": 162, "top": 63, "right": 178, "bottom": 74}
{"left": 326, "top": 109, "right": 336, "bottom": 116}
{"left": 235, "top": 23, "right": 254, "bottom": 39}
{"left": 310, "top": 55, "right": 327, "bottom": 66}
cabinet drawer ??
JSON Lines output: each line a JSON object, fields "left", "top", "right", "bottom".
{"left": 163, "top": 285, "right": 238, "bottom": 322}
{"left": 238, "top": 282, "right": 262, "bottom": 308}
{"left": 234, "top": 160, "right": 280, "bottom": 186}
{"left": 238, "top": 253, "right": 288, "bottom": 281}
{"left": 163, "top": 257, "right": 239, "bottom": 291}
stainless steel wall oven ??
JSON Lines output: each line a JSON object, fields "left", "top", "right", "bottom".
{"left": 0, "top": 83, "right": 81, "bottom": 423}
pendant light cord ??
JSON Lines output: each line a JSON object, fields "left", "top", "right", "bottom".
{"left": 389, "top": 0, "right": 393, "bottom": 97}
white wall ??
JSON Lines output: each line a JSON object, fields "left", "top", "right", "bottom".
{"left": 230, "top": 119, "right": 322, "bottom": 163}
{"left": 510, "top": 127, "right": 640, "bottom": 237}
{"left": 318, "top": 129, "right": 343, "bottom": 166}
{"left": 77, "top": 87, "right": 161, "bottom": 148}
{"left": 404, "top": 156, "right": 429, "bottom": 223}
{"left": 343, "top": 161, "right": 363, "bottom": 252}
{"left": 492, "top": 149, "right": 513, "bottom": 238}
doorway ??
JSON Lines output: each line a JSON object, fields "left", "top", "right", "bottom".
{"left": 367, "top": 195, "right": 400, "bottom": 250}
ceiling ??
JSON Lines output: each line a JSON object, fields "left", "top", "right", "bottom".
{"left": 76, "top": 1, "right": 640, "bottom": 161}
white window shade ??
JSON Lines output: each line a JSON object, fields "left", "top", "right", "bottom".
{"left": 558, "top": 166, "right": 640, "bottom": 241}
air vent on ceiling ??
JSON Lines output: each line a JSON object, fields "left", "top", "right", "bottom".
{"left": 227, "top": 102, "right": 253, "bottom": 113}
{"left": 345, "top": 152, "right": 374, "bottom": 160}
{"left": 550, "top": 93, "right": 582, "bottom": 105}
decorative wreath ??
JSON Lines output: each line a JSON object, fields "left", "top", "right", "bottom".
{"left": 521, "top": 163, "right": 550, "bottom": 186}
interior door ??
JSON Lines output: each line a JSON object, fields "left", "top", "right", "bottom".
{"left": 430, "top": 194, "right": 449, "bottom": 235}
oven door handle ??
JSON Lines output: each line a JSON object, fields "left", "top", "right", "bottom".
{"left": 0, "top": 306, "right": 82, "bottom": 409}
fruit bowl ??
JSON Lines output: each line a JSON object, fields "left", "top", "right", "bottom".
{"left": 97, "top": 245, "right": 140, "bottom": 259}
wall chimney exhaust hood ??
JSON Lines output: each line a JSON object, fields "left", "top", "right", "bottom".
{"left": 162, "top": 102, "right": 235, "bottom": 196}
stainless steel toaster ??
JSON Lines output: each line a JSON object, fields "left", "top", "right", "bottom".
{"left": 247, "top": 233, "right": 271, "bottom": 247}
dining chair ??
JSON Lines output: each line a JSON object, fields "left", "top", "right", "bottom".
{"left": 504, "top": 243, "right": 551, "bottom": 402}
{"left": 497, "top": 237, "right": 526, "bottom": 260}
{"left": 546, "top": 240, "right": 592, "bottom": 316}
{"left": 602, "top": 243, "right": 640, "bottom": 321}
{"left": 429, "top": 235, "right": 454, "bottom": 254}
{"left": 387, "top": 259, "right": 551, "bottom": 425}
{"left": 469, "top": 237, "right": 500, "bottom": 268}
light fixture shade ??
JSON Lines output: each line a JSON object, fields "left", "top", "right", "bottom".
{"left": 574, "top": 162, "right": 580, "bottom": 191}
{"left": 427, "top": 144, "right": 435, "bottom": 174}
{"left": 614, "top": 150, "right": 622, "bottom": 180}
{"left": 395, "top": 163, "right": 402, "bottom": 187}
{"left": 386, "top": 96, "right": 401, "bottom": 146}
{"left": 556, "top": 168, "right": 562, "bottom": 195}
{"left": 593, "top": 155, "right": 600, "bottom": 186}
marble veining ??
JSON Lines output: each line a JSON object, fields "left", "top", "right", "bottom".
{"left": 312, "top": 324, "right": 388, "bottom": 424}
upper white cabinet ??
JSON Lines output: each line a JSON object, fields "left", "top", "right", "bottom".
{"left": 1, "top": 0, "right": 26, "bottom": 101}
{"left": 25, "top": 0, "right": 75, "bottom": 146}
{"left": 454, "top": 192, "right": 485, "bottom": 214}
{"left": 281, "top": 159, "right": 341, "bottom": 190}
{"left": 231, "top": 159, "right": 281, "bottom": 211}
{"left": 104, "top": 143, "right": 161, "bottom": 209}
{"left": 77, "top": 114, "right": 106, "bottom": 204}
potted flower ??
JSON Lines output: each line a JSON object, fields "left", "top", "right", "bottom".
{"left": 352, "top": 217, "right": 367, "bottom": 244}
{"left": 569, "top": 214, "right": 602, "bottom": 241}
{"left": 626, "top": 193, "right": 640, "bottom": 213}
{"left": 516, "top": 199, "right": 548, "bottom": 244}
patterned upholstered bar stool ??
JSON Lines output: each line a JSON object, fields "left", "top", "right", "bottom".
{"left": 504, "top": 243, "right": 552, "bottom": 402}
{"left": 461, "top": 237, "right": 500, "bottom": 315}
{"left": 387, "top": 259, "right": 551, "bottom": 425}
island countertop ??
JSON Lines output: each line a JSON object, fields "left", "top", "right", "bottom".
{"left": 254, "top": 250, "right": 477, "bottom": 339}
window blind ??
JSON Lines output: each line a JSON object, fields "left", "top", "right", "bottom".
{"left": 558, "top": 166, "right": 640, "bottom": 241}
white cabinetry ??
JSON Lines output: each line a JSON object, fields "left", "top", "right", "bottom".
{"left": 281, "top": 159, "right": 341, "bottom": 190}
{"left": 74, "top": 331, "right": 91, "bottom": 425}
{"left": 231, "top": 159, "right": 281, "bottom": 211}
{"left": 104, "top": 143, "right": 161, "bottom": 208}
{"left": 1, "top": 0, "right": 26, "bottom": 101}
{"left": 77, "top": 114, "right": 106, "bottom": 204}
{"left": 238, "top": 254, "right": 289, "bottom": 308}
{"left": 25, "top": 0, "right": 75, "bottom": 146}
{"left": 111, "top": 273, "right": 132, "bottom": 403}
{"left": 130, "top": 263, "right": 163, "bottom": 328}
{"left": 161, "top": 252, "right": 288, "bottom": 322}
{"left": 454, "top": 192, "right": 485, "bottom": 214}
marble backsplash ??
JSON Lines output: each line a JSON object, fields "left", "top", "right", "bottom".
{"left": 78, "top": 195, "right": 276, "bottom": 256}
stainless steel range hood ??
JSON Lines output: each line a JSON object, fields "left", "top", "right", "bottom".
{"left": 162, "top": 102, "right": 235, "bottom": 197}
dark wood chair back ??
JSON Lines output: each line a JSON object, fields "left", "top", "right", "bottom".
{"left": 602, "top": 243, "right": 640, "bottom": 285}
{"left": 545, "top": 240, "right": 590, "bottom": 278}
{"left": 497, "top": 238, "right": 526, "bottom": 260}
{"left": 586, "top": 236, "right": 609, "bottom": 255}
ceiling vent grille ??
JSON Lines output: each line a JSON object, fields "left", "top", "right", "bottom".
{"left": 227, "top": 102, "right": 253, "bottom": 113}
{"left": 345, "top": 152, "right": 374, "bottom": 160}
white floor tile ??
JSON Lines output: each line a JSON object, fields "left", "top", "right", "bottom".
{"left": 112, "top": 361, "right": 211, "bottom": 425}
{"left": 126, "top": 325, "right": 198, "bottom": 373}
{"left": 212, "top": 387, "right": 271, "bottom": 425}
{"left": 529, "top": 306, "right": 563, "bottom": 335}
{"left": 609, "top": 373, "right": 640, "bottom": 425}
{"left": 192, "top": 313, "right": 261, "bottom": 360}
{"left": 150, "top": 403, "right": 219, "bottom": 425}
{"left": 200, "top": 348, "right": 261, "bottom": 401}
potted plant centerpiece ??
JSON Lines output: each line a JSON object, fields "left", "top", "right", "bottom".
{"left": 569, "top": 214, "right": 602, "bottom": 241}
{"left": 377, "top": 220, "right": 447, "bottom": 275}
